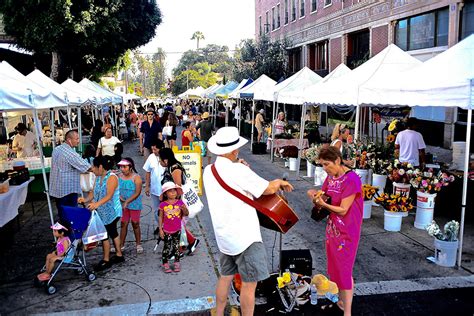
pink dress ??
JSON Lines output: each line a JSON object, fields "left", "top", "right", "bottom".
{"left": 322, "top": 170, "right": 363, "bottom": 290}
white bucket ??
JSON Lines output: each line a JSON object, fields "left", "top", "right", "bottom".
{"left": 289, "top": 158, "right": 298, "bottom": 171}
{"left": 355, "top": 169, "right": 369, "bottom": 184}
{"left": 393, "top": 182, "right": 411, "bottom": 196}
{"left": 414, "top": 207, "right": 434, "bottom": 229}
{"left": 417, "top": 191, "right": 437, "bottom": 209}
{"left": 363, "top": 201, "right": 372, "bottom": 219}
{"left": 314, "top": 166, "right": 327, "bottom": 186}
{"left": 384, "top": 211, "right": 403, "bottom": 232}
{"left": 434, "top": 239, "right": 459, "bottom": 267}
{"left": 284, "top": 160, "right": 289, "bottom": 168}
{"left": 306, "top": 160, "right": 316, "bottom": 178}
{"left": 372, "top": 174, "right": 387, "bottom": 205}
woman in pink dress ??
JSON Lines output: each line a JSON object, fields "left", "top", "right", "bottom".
{"left": 307, "top": 146, "right": 363, "bottom": 316}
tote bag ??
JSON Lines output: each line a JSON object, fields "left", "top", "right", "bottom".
{"left": 80, "top": 172, "right": 96, "bottom": 192}
{"left": 181, "top": 182, "right": 204, "bottom": 218}
{"left": 162, "top": 121, "right": 173, "bottom": 137}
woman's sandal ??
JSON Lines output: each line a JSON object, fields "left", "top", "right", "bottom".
{"left": 94, "top": 259, "right": 112, "bottom": 272}
{"left": 37, "top": 273, "right": 51, "bottom": 281}
{"left": 136, "top": 245, "right": 144, "bottom": 254}
{"left": 162, "top": 263, "right": 172, "bottom": 273}
{"left": 173, "top": 262, "right": 181, "bottom": 272}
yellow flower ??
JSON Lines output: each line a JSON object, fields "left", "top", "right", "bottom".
{"left": 390, "top": 205, "right": 398, "bottom": 212}
{"left": 401, "top": 205, "right": 407, "bottom": 212}
{"left": 386, "top": 135, "right": 395, "bottom": 142}
{"left": 388, "top": 120, "right": 398, "bottom": 132}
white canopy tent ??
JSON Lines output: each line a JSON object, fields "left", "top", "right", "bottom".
{"left": 79, "top": 78, "right": 123, "bottom": 105}
{"left": 304, "top": 44, "right": 422, "bottom": 140}
{"left": 237, "top": 74, "right": 277, "bottom": 151}
{"left": 359, "top": 34, "right": 474, "bottom": 268}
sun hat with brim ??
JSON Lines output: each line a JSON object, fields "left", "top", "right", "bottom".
{"left": 51, "top": 222, "right": 68, "bottom": 231}
{"left": 311, "top": 274, "right": 339, "bottom": 295}
{"left": 201, "top": 112, "right": 210, "bottom": 119}
{"left": 117, "top": 159, "right": 131, "bottom": 166}
{"left": 160, "top": 182, "right": 184, "bottom": 200}
{"left": 207, "top": 126, "right": 248, "bottom": 155}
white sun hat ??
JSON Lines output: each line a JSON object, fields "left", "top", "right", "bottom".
{"left": 207, "top": 126, "right": 248, "bottom": 155}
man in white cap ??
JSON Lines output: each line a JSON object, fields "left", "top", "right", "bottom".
{"left": 203, "top": 127, "right": 293, "bottom": 316}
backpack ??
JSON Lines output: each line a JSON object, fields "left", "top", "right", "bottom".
{"left": 161, "top": 163, "right": 187, "bottom": 185}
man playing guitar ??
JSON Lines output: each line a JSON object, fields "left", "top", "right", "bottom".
{"left": 203, "top": 127, "right": 293, "bottom": 316}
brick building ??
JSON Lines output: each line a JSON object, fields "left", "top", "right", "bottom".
{"left": 255, "top": 0, "right": 474, "bottom": 147}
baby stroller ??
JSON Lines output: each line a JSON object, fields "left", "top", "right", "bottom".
{"left": 34, "top": 206, "right": 97, "bottom": 294}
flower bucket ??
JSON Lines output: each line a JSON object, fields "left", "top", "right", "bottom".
{"left": 363, "top": 201, "right": 372, "bottom": 219}
{"left": 372, "top": 174, "right": 387, "bottom": 205}
{"left": 284, "top": 160, "right": 289, "bottom": 168}
{"left": 314, "top": 166, "right": 327, "bottom": 186}
{"left": 393, "top": 182, "right": 411, "bottom": 196}
{"left": 384, "top": 211, "right": 404, "bottom": 232}
{"left": 433, "top": 239, "right": 458, "bottom": 267}
{"left": 416, "top": 191, "right": 437, "bottom": 209}
{"left": 355, "top": 169, "right": 369, "bottom": 185}
{"left": 306, "top": 160, "right": 315, "bottom": 178}
{"left": 289, "top": 158, "right": 298, "bottom": 171}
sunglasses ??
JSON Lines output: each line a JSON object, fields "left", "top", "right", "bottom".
{"left": 147, "top": 113, "right": 154, "bottom": 116}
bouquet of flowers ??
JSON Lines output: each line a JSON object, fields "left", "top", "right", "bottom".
{"left": 387, "top": 160, "right": 415, "bottom": 184}
{"left": 362, "top": 184, "right": 378, "bottom": 201}
{"left": 374, "top": 192, "right": 414, "bottom": 213}
{"left": 369, "top": 158, "right": 391, "bottom": 175}
{"left": 345, "top": 139, "right": 375, "bottom": 169}
{"left": 410, "top": 170, "right": 456, "bottom": 194}
{"left": 302, "top": 144, "right": 323, "bottom": 166}
{"left": 426, "top": 220, "right": 459, "bottom": 241}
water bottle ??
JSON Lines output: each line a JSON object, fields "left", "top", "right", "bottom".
{"left": 325, "top": 292, "right": 339, "bottom": 303}
{"left": 310, "top": 284, "right": 318, "bottom": 305}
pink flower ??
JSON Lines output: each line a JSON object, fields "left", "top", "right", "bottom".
{"left": 422, "top": 180, "right": 428, "bottom": 187}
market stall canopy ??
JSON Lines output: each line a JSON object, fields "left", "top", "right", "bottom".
{"left": 27, "top": 70, "right": 90, "bottom": 106}
{"left": 79, "top": 78, "right": 123, "bottom": 105}
{"left": 118, "top": 92, "right": 141, "bottom": 103}
{"left": 178, "top": 86, "right": 206, "bottom": 98}
{"left": 228, "top": 78, "right": 253, "bottom": 99}
{"left": 214, "top": 81, "right": 238, "bottom": 99}
{"left": 253, "top": 67, "right": 321, "bottom": 102}
{"left": 0, "top": 62, "right": 67, "bottom": 109}
{"left": 359, "top": 34, "right": 474, "bottom": 109}
{"left": 304, "top": 44, "right": 421, "bottom": 106}
{"left": 203, "top": 84, "right": 223, "bottom": 98}
{"left": 62, "top": 79, "right": 106, "bottom": 105}
{"left": 0, "top": 76, "right": 37, "bottom": 110}
{"left": 238, "top": 74, "right": 276, "bottom": 99}
{"left": 201, "top": 83, "right": 219, "bottom": 97}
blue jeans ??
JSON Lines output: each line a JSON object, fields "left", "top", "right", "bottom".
{"left": 56, "top": 193, "right": 78, "bottom": 222}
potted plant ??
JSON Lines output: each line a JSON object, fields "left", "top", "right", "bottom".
{"left": 374, "top": 192, "right": 414, "bottom": 232}
{"left": 369, "top": 158, "right": 390, "bottom": 200}
{"left": 362, "top": 184, "right": 378, "bottom": 219}
{"left": 426, "top": 220, "right": 460, "bottom": 267}
{"left": 410, "top": 170, "right": 456, "bottom": 229}
{"left": 388, "top": 160, "right": 415, "bottom": 196}
{"left": 302, "top": 145, "right": 322, "bottom": 178}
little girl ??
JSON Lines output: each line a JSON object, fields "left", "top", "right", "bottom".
{"left": 37, "top": 222, "right": 71, "bottom": 281}
{"left": 158, "top": 182, "right": 189, "bottom": 273}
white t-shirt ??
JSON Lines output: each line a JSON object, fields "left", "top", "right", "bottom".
{"left": 98, "top": 136, "right": 121, "bottom": 156}
{"left": 395, "top": 129, "right": 426, "bottom": 166}
{"left": 143, "top": 153, "right": 164, "bottom": 197}
{"left": 203, "top": 156, "right": 269, "bottom": 255}
{"left": 12, "top": 131, "right": 37, "bottom": 158}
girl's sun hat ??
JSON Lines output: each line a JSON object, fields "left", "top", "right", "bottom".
{"left": 51, "top": 222, "right": 68, "bottom": 231}
{"left": 160, "top": 182, "right": 183, "bottom": 200}
{"left": 117, "top": 159, "right": 131, "bottom": 166}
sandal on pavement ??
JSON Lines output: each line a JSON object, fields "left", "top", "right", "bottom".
{"left": 94, "top": 259, "right": 112, "bottom": 272}
{"left": 37, "top": 273, "right": 51, "bottom": 281}
{"left": 136, "top": 245, "right": 144, "bottom": 254}
{"left": 162, "top": 263, "right": 172, "bottom": 273}
{"left": 173, "top": 262, "right": 181, "bottom": 272}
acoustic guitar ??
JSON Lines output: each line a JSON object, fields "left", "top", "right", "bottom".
{"left": 211, "top": 164, "right": 299, "bottom": 234}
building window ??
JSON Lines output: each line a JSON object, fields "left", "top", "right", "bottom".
{"left": 395, "top": 8, "right": 449, "bottom": 51}
{"left": 460, "top": 1, "right": 474, "bottom": 40}
{"left": 311, "top": 0, "right": 317, "bottom": 12}
{"left": 292, "top": 0, "right": 297, "bottom": 21}
{"left": 265, "top": 11, "right": 269, "bottom": 33}
{"left": 277, "top": 4, "right": 281, "bottom": 28}
{"left": 300, "top": 0, "right": 305, "bottom": 17}
{"left": 316, "top": 40, "right": 329, "bottom": 71}
{"left": 272, "top": 7, "right": 276, "bottom": 30}
{"left": 285, "top": 0, "right": 289, "bottom": 24}
{"left": 324, "top": 0, "right": 332, "bottom": 6}
{"left": 259, "top": 16, "right": 262, "bottom": 36}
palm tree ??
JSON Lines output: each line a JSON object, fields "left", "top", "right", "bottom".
{"left": 191, "top": 31, "right": 205, "bottom": 50}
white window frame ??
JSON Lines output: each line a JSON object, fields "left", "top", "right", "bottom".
{"left": 272, "top": 6, "right": 276, "bottom": 31}
{"left": 300, "top": 0, "right": 305, "bottom": 19}
{"left": 284, "top": 0, "right": 289, "bottom": 25}
{"left": 324, "top": 0, "right": 332, "bottom": 8}
{"left": 291, "top": 0, "right": 297, "bottom": 22}
{"left": 276, "top": 3, "right": 281, "bottom": 30}
{"left": 311, "top": 0, "right": 317, "bottom": 13}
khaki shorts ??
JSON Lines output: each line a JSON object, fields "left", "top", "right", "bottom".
{"left": 219, "top": 242, "right": 269, "bottom": 283}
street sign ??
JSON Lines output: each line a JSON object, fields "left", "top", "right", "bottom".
{"left": 172, "top": 145, "right": 203, "bottom": 195}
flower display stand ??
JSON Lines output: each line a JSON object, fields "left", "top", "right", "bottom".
{"left": 306, "top": 161, "right": 315, "bottom": 178}
{"left": 372, "top": 174, "right": 387, "bottom": 205}
{"left": 383, "top": 211, "right": 405, "bottom": 231}
{"left": 355, "top": 169, "right": 369, "bottom": 185}
{"left": 393, "top": 182, "right": 411, "bottom": 196}
{"left": 433, "top": 239, "right": 458, "bottom": 267}
{"left": 414, "top": 191, "right": 437, "bottom": 229}
{"left": 363, "top": 201, "right": 372, "bottom": 219}
{"left": 314, "top": 166, "right": 327, "bottom": 186}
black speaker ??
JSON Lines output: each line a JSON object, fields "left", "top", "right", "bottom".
{"left": 280, "top": 249, "right": 313, "bottom": 276}
{"left": 252, "top": 142, "right": 267, "bottom": 154}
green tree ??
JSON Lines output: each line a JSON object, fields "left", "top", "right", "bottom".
{"left": 171, "top": 62, "right": 217, "bottom": 96}
{"left": 0, "top": 0, "right": 161, "bottom": 82}
{"left": 191, "top": 31, "right": 205, "bottom": 50}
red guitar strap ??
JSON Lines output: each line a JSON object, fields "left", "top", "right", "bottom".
{"left": 210, "top": 164, "right": 287, "bottom": 225}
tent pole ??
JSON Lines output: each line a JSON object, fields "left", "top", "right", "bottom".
{"left": 225, "top": 100, "right": 229, "bottom": 127}
{"left": 457, "top": 107, "right": 471, "bottom": 268}
{"left": 51, "top": 109, "right": 55, "bottom": 149}
{"left": 32, "top": 108, "right": 55, "bottom": 238}
{"left": 78, "top": 106, "right": 83, "bottom": 153}
{"left": 238, "top": 99, "right": 241, "bottom": 134}
{"left": 251, "top": 99, "right": 255, "bottom": 152}
{"left": 270, "top": 100, "right": 277, "bottom": 162}
{"left": 296, "top": 103, "right": 307, "bottom": 179}
{"left": 67, "top": 107, "right": 72, "bottom": 129}
{"left": 354, "top": 104, "right": 361, "bottom": 141}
